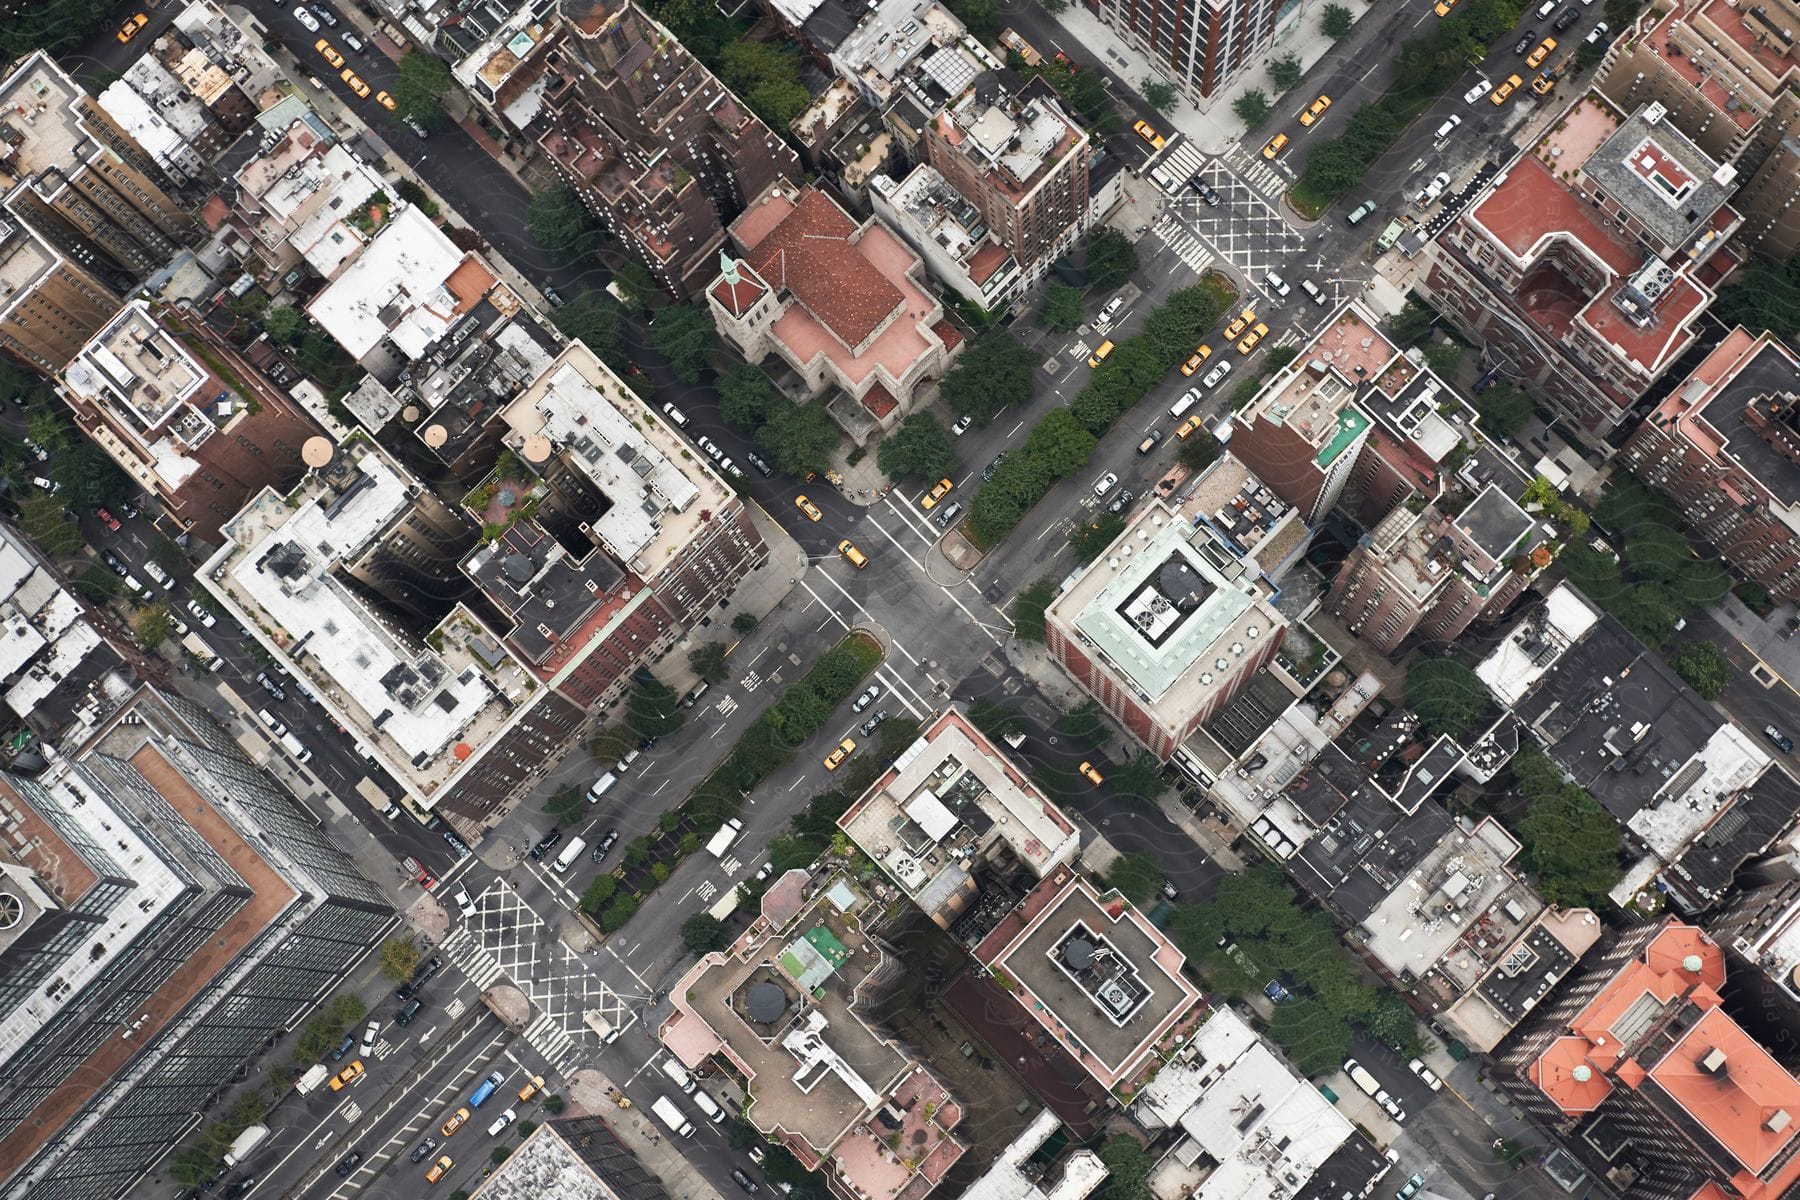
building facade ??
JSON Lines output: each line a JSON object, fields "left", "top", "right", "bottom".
{"left": 1090, "top": 0, "right": 1283, "bottom": 102}
{"left": 535, "top": 0, "right": 802, "bottom": 298}
{"left": 1618, "top": 328, "right": 1800, "bottom": 603}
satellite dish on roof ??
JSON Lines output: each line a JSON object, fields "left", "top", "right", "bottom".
{"left": 301, "top": 437, "right": 333, "bottom": 468}
{"left": 522, "top": 434, "right": 553, "bottom": 463}
{"left": 746, "top": 982, "right": 786, "bottom": 1024}
{"left": 1064, "top": 938, "right": 1094, "bottom": 970}
{"left": 422, "top": 424, "right": 448, "bottom": 449}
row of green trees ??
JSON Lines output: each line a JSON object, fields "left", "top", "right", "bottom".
{"left": 1564, "top": 474, "right": 1732, "bottom": 648}
{"left": 717, "top": 366, "right": 841, "bottom": 476}
{"left": 965, "top": 276, "right": 1236, "bottom": 545}
{"left": 1292, "top": 0, "right": 1526, "bottom": 207}
{"left": 1164, "top": 867, "right": 1422, "bottom": 1076}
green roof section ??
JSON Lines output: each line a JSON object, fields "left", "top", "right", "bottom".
{"left": 1316, "top": 408, "right": 1370, "bottom": 467}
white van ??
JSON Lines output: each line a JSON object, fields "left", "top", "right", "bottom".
{"left": 660, "top": 1057, "right": 697, "bottom": 1094}
{"left": 279, "top": 731, "right": 314, "bottom": 764}
{"left": 1344, "top": 1058, "right": 1383, "bottom": 1097}
{"left": 691, "top": 1088, "right": 726, "bottom": 1124}
{"left": 258, "top": 708, "right": 287, "bottom": 738}
{"left": 1168, "top": 388, "right": 1201, "bottom": 420}
{"left": 587, "top": 772, "right": 618, "bottom": 803}
{"left": 552, "top": 836, "right": 588, "bottom": 873}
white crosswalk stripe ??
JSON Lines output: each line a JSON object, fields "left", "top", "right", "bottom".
{"left": 523, "top": 1012, "right": 580, "bottom": 1072}
{"left": 1161, "top": 139, "right": 1206, "bottom": 184}
{"left": 442, "top": 928, "right": 506, "bottom": 990}
{"left": 1151, "top": 213, "right": 1215, "bottom": 279}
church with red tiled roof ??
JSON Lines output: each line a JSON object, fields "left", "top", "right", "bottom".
{"left": 705, "top": 182, "right": 963, "bottom": 437}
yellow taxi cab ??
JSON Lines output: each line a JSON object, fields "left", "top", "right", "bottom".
{"left": 1434, "top": 0, "right": 1457, "bottom": 14}
{"left": 1078, "top": 761, "right": 1104, "bottom": 786}
{"left": 1491, "top": 74, "right": 1523, "bottom": 105}
{"left": 340, "top": 68, "right": 371, "bottom": 98}
{"left": 518, "top": 1075, "right": 544, "bottom": 1102}
{"left": 316, "top": 39, "right": 345, "bottom": 68}
{"left": 1176, "top": 416, "right": 1202, "bottom": 440}
{"left": 1262, "top": 133, "right": 1289, "bottom": 159}
{"left": 1180, "top": 345, "right": 1213, "bottom": 376}
{"left": 329, "top": 1061, "right": 364, "bottom": 1091}
{"left": 1237, "top": 322, "right": 1270, "bottom": 354}
{"left": 440, "top": 1107, "right": 469, "bottom": 1136}
{"left": 795, "top": 495, "right": 823, "bottom": 521}
{"left": 1223, "top": 306, "right": 1257, "bottom": 341}
{"left": 920, "top": 477, "right": 953, "bottom": 509}
{"left": 838, "top": 539, "right": 868, "bottom": 569}
{"left": 1530, "top": 72, "right": 1556, "bottom": 95}
{"left": 1299, "top": 95, "right": 1332, "bottom": 126}
{"left": 1088, "top": 339, "right": 1115, "bottom": 368}
{"left": 376, "top": 91, "right": 398, "bottom": 111}
{"left": 118, "top": 13, "right": 148, "bottom": 41}
{"left": 427, "top": 1155, "right": 453, "bottom": 1184}
{"left": 1526, "top": 37, "right": 1556, "bottom": 67}
{"left": 1132, "top": 119, "right": 1166, "bottom": 150}
{"left": 824, "top": 738, "right": 856, "bottom": 771}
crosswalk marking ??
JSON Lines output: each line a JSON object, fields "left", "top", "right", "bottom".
{"left": 1150, "top": 213, "right": 1215, "bottom": 279}
{"left": 1161, "top": 139, "right": 1206, "bottom": 184}
{"left": 523, "top": 1011, "right": 579, "bottom": 1071}
{"left": 442, "top": 927, "right": 506, "bottom": 990}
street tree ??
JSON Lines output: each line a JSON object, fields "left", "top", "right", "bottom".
{"left": 1070, "top": 512, "right": 1126, "bottom": 563}
{"left": 378, "top": 938, "right": 422, "bottom": 981}
{"left": 1023, "top": 408, "right": 1097, "bottom": 476}
{"left": 1086, "top": 227, "right": 1139, "bottom": 292}
{"left": 547, "top": 290, "right": 628, "bottom": 368}
{"left": 1010, "top": 577, "right": 1057, "bottom": 642}
{"left": 689, "top": 642, "right": 730, "bottom": 681}
{"left": 1140, "top": 78, "right": 1179, "bottom": 114}
{"left": 391, "top": 52, "right": 453, "bottom": 126}
{"left": 1321, "top": 3, "right": 1354, "bottom": 37}
{"left": 1179, "top": 429, "right": 1222, "bottom": 471}
{"left": 718, "top": 365, "right": 782, "bottom": 430}
{"left": 132, "top": 602, "right": 174, "bottom": 648}
{"left": 625, "top": 673, "right": 685, "bottom": 739}
{"left": 652, "top": 304, "right": 717, "bottom": 382}
{"left": 1268, "top": 54, "right": 1303, "bottom": 90}
{"left": 1039, "top": 282, "right": 1085, "bottom": 332}
{"left": 756, "top": 403, "right": 840, "bottom": 476}
{"left": 1232, "top": 89, "right": 1273, "bottom": 126}
{"left": 526, "top": 186, "right": 606, "bottom": 266}
{"left": 611, "top": 260, "right": 659, "bottom": 315}
{"left": 681, "top": 913, "right": 732, "bottom": 953}
{"left": 1112, "top": 753, "right": 1166, "bottom": 804}
{"left": 1669, "top": 641, "right": 1732, "bottom": 699}
{"left": 876, "top": 413, "right": 957, "bottom": 481}
{"left": 1107, "top": 852, "right": 1166, "bottom": 904}
{"left": 942, "top": 332, "right": 1037, "bottom": 426}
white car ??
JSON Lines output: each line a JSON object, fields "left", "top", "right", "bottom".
{"left": 293, "top": 5, "right": 319, "bottom": 29}
{"left": 1098, "top": 295, "right": 1125, "bottom": 324}
{"left": 1201, "top": 358, "right": 1233, "bottom": 388}
{"left": 452, "top": 885, "right": 477, "bottom": 918}
{"left": 1408, "top": 1057, "right": 1443, "bottom": 1090}
{"left": 359, "top": 1019, "right": 380, "bottom": 1057}
{"left": 485, "top": 1108, "right": 518, "bottom": 1137}
{"left": 851, "top": 683, "right": 882, "bottom": 713}
{"left": 1464, "top": 78, "right": 1493, "bottom": 103}
{"left": 1094, "top": 472, "right": 1119, "bottom": 497}
{"left": 1377, "top": 1090, "right": 1407, "bottom": 1122}
{"left": 950, "top": 415, "right": 973, "bottom": 435}
{"left": 186, "top": 599, "right": 217, "bottom": 628}
{"left": 1419, "top": 171, "right": 1452, "bottom": 205}
{"left": 1585, "top": 20, "right": 1608, "bottom": 41}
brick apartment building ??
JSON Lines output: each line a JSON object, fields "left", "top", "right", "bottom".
{"left": 1618, "top": 328, "right": 1800, "bottom": 603}
{"left": 1088, "top": 0, "right": 1282, "bottom": 102}
{"left": 1417, "top": 95, "right": 1739, "bottom": 451}
{"left": 535, "top": 0, "right": 802, "bottom": 298}
{"left": 1595, "top": 0, "right": 1800, "bottom": 259}
{"left": 1493, "top": 919, "right": 1800, "bottom": 1200}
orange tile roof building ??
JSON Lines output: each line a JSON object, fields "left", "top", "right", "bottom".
{"left": 1494, "top": 918, "right": 1800, "bottom": 1200}
{"left": 1417, "top": 94, "right": 1740, "bottom": 454}
{"left": 708, "top": 183, "right": 961, "bottom": 434}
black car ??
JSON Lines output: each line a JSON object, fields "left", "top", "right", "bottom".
{"left": 637, "top": 734, "right": 659, "bottom": 751}
{"left": 102, "top": 551, "right": 128, "bottom": 577}
{"left": 591, "top": 828, "right": 619, "bottom": 863}
{"left": 857, "top": 709, "right": 889, "bottom": 738}
{"left": 328, "top": 1032, "right": 356, "bottom": 1062}
{"left": 1513, "top": 28, "right": 1536, "bottom": 52}
{"left": 1765, "top": 725, "right": 1795, "bottom": 754}
{"left": 730, "top": 1168, "right": 761, "bottom": 1195}
{"left": 1552, "top": 6, "right": 1579, "bottom": 29}
{"left": 396, "top": 955, "right": 442, "bottom": 1001}
{"left": 255, "top": 672, "right": 286, "bottom": 702}
{"left": 529, "top": 828, "right": 563, "bottom": 861}
{"left": 1189, "top": 175, "right": 1223, "bottom": 206}
{"left": 410, "top": 1137, "right": 438, "bottom": 1164}
{"left": 543, "top": 286, "right": 566, "bottom": 307}
{"left": 335, "top": 1152, "right": 363, "bottom": 1178}
{"left": 443, "top": 830, "right": 470, "bottom": 858}
{"left": 745, "top": 451, "right": 774, "bottom": 477}
{"left": 1107, "top": 488, "right": 1134, "bottom": 514}
{"left": 982, "top": 453, "right": 1007, "bottom": 481}
{"left": 221, "top": 1178, "right": 256, "bottom": 1200}
{"left": 311, "top": 4, "right": 337, "bottom": 25}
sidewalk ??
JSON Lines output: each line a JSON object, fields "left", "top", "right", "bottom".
{"left": 1710, "top": 594, "right": 1800, "bottom": 694}
{"left": 1052, "top": 0, "right": 1377, "bottom": 154}
{"left": 658, "top": 498, "right": 808, "bottom": 697}
{"left": 568, "top": 1069, "right": 724, "bottom": 1200}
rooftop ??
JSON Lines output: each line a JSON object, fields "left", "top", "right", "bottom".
{"left": 1476, "top": 584, "right": 1603, "bottom": 707}
{"left": 933, "top": 85, "right": 1085, "bottom": 202}
{"left": 470, "top": 1117, "right": 669, "bottom": 1200}
{"left": 873, "top": 165, "right": 1017, "bottom": 283}
{"left": 1048, "top": 501, "right": 1285, "bottom": 716}
{"left": 60, "top": 301, "right": 217, "bottom": 489}
{"left": 1442, "top": 908, "right": 1600, "bottom": 1053}
{"left": 0, "top": 53, "right": 98, "bottom": 181}
{"left": 307, "top": 205, "right": 491, "bottom": 360}
{"left": 206, "top": 439, "right": 527, "bottom": 803}
{"left": 830, "top": 0, "right": 976, "bottom": 104}
{"left": 733, "top": 185, "right": 905, "bottom": 352}
{"left": 0, "top": 527, "right": 116, "bottom": 727}
{"left": 1137, "top": 1008, "right": 1355, "bottom": 1200}
{"left": 952, "top": 1108, "right": 1107, "bottom": 1200}
{"left": 976, "top": 870, "right": 1201, "bottom": 1090}
{"left": 1647, "top": 330, "right": 1800, "bottom": 512}
{"left": 498, "top": 340, "right": 731, "bottom": 579}
{"left": 1583, "top": 103, "right": 1736, "bottom": 254}
{"left": 838, "top": 708, "right": 1081, "bottom": 922}
{"left": 1361, "top": 816, "right": 1523, "bottom": 977}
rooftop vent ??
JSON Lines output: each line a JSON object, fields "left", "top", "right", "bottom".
{"left": 1701, "top": 1047, "right": 1727, "bottom": 1075}
{"left": 1768, "top": 1110, "right": 1792, "bottom": 1134}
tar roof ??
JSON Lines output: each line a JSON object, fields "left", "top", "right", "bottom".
{"left": 1583, "top": 105, "right": 1734, "bottom": 255}
{"left": 1683, "top": 336, "right": 1800, "bottom": 509}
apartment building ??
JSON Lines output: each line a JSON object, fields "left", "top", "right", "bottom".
{"left": 1595, "top": 0, "right": 1800, "bottom": 257}
{"left": 535, "top": 0, "right": 801, "bottom": 298}
{"left": 1092, "top": 0, "right": 1284, "bottom": 102}
{"left": 1618, "top": 328, "right": 1800, "bottom": 602}
{"left": 1417, "top": 95, "right": 1739, "bottom": 450}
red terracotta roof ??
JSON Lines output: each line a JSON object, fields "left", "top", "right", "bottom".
{"left": 1531, "top": 1035, "right": 1614, "bottom": 1112}
{"left": 743, "top": 187, "right": 904, "bottom": 351}
{"left": 861, "top": 380, "right": 897, "bottom": 419}
{"left": 967, "top": 241, "right": 1010, "bottom": 286}
{"left": 1648, "top": 1006, "right": 1800, "bottom": 1174}
{"left": 710, "top": 260, "right": 766, "bottom": 317}
{"left": 931, "top": 319, "right": 963, "bottom": 353}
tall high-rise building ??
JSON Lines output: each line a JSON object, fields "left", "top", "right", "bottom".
{"left": 1594, "top": 0, "right": 1800, "bottom": 258}
{"left": 1417, "top": 95, "right": 1737, "bottom": 450}
{"left": 535, "top": 0, "right": 802, "bottom": 298}
{"left": 1092, "top": 0, "right": 1282, "bottom": 102}
{"left": 0, "top": 52, "right": 194, "bottom": 375}
{"left": 921, "top": 76, "right": 1090, "bottom": 287}
{"left": 0, "top": 689, "right": 392, "bottom": 1200}
{"left": 1618, "top": 328, "right": 1800, "bottom": 603}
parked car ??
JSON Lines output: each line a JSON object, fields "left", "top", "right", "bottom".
{"left": 591, "top": 829, "right": 619, "bottom": 863}
{"left": 1408, "top": 1057, "right": 1443, "bottom": 1090}
{"left": 1093, "top": 472, "right": 1119, "bottom": 497}
{"left": 851, "top": 684, "right": 882, "bottom": 713}
{"left": 1765, "top": 725, "right": 1795, "bottom": 754}
{"left": 529, "top": 829, "right": 563, "bottom": 860}
{"left": 334, "top": 1151, "right": 362, "bottom": 1178}
{"left": 950, "top": 415, "right": 973, "bottom": 435}
{"left": 858, "top": 709, "right": 889, "bottom": 737}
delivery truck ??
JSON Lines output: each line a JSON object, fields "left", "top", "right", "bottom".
{"left": 222, "top": 1124, "right": 269, "bottom": 1167}
{"left": 651, "top": 1096, "right": 694, "bottom": 1137}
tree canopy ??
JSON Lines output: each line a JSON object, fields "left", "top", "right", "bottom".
{"left": 1513, "top": 750, "right": 1623, "bottom": 906}
{"left": 942, "top": 332, "right": 1036, "bottom": 427}
{"left": 756, "top": 404, "right": 840, "bottom": 476}
{"left": 1321, "top": 3, "right": 1355, "bottom": 37}
{"left": 1140, "top": 79, "right": 1179, "bottom": 114}
{"left": 1086, "top": 228, "right": 1139, "bottom": 292}
{"left": 652, "top": 304, "right": 717, "bottom": 382}
{"left": 391, "top": 52, "right": 453, "bottom": 126}
{"left": 1039, "top": 283, "right": 1085, "bottom": 333}
{"left": 526, "top": 186, "right": 607, "bottom": 266}
{"left": 681, "top": 913, "right": 732, "bottom": 952}
{"left": 1404, "top": 658, "right": 1493, "bottom": 740}
{"left": 624, "top": 672, "right": 685, "bottom": 739}
{"left": 548, "top": 290, "right": 629, "bottom": 369}
{"left": 1232, "top": 89, "right": 1273, "bottom": 126}
{"left": 1668, "top": 641, "right": 1732, "bottom": 699}
{"left": 876, "top": 413, "right": 957, "bottom": 482}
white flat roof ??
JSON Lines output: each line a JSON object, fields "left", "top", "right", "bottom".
{"left": 1476, "top": 583, "right": 1601, "bottom": 706}
{"left": 307, "top": 206, "right": 466, "bottom": 359}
